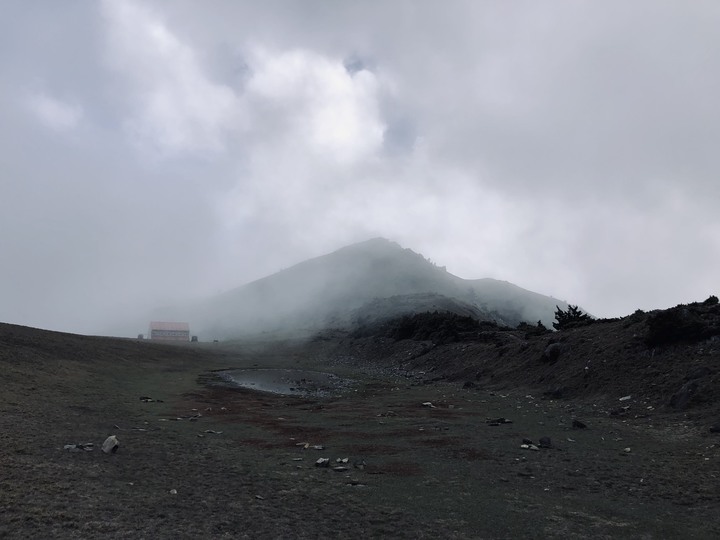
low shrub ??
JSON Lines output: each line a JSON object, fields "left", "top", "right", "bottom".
{"left": 646, "top": 304, "right": 720, "bottom": 347}
{"left": 386, "top": 312, "right": 493, "bottom": 344}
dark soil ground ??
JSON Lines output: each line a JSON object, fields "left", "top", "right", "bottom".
{"left": 2, "top": 303, "right": 720, "bottom": 538}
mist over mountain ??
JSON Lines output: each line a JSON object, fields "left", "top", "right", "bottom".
{"left": 165, "top": 238, "right": 571, "bottom": 340}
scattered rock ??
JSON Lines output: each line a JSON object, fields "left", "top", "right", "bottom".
{"left": 685, "top": 366, "right": 711, "bottom": 381}
{"left": 624, "top": 447, "right": 631, "bottom": 453}
{"left": 204, "top": 430, "right": 223, "bottom": 435}
{"left": 422, "top": 402, "right": 436, "bottom": 408}
{"left": 333, "top": 466, "right": 349, "bottom": 472}
{"left": 619, "top": 395, "right": 632, "bottom": 402}
{"left": 609, "top": 406, "right": 630, "bottom": 417}
{"left": 102, "top": 435, "right": 119, "bottom": 454}
{"left": 538, "top": 437, "right": 553, "bottom": 449}
{"left": 486, "top": 418, "right": 513, "bottom": 426}
{"left": 541, "top": 343, "right": 565, "bottom": 364}
{"left": 353, "top": 460, "right": 367, "bottom": 470}
{"left": 169, "top": 489, "right": 177, "bottom": 495}
{"left": 64, "top": 443, "right": 94, "bottom": 452}
{"left": 572, "top": 419, "right": 587, "bottom": 429}
{"left": 670, "top": 381, "right": 699, "bottom": 410}
{"left": 315, "top": 458, "right": 330, "bottom": 468}
{"left": 255, "top": 495, "right": 264, "bottom": 500}
{"left": 139, "top": 396, "right": 164, "bottom": 403}
{"left": 543, "top": 386, "right": 567, "bottom": 400}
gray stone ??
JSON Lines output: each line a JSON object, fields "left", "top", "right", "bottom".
{"left": 101, "top": 435, "right": 119, "bottom": 454}
{"left": 541, "top": 343, "right": 565, "bottom": 363}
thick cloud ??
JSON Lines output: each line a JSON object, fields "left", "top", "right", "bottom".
{"left": 1, "top": 0, "right": 719, "bottom": 334}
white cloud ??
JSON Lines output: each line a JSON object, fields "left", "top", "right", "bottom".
{"left": 214, "top": 47, "right": 389, "bottom": 244}
{"left": 101, "top": 0, "right": 241, "bottom": 155}
{"left": 101, "top": 2, "right": 385, "bottom": 166}
{"left": 245, "top": 48, "right": 385, "bottom": 164}
{"left": 26, "top": 92, "right": 82, "bottom": 131}
{"left": 4, "top": 1, "right": 720, "bottom": 334}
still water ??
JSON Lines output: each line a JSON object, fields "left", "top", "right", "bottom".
{"left": 218, "top": 368, "right": 354, "bottom": 397}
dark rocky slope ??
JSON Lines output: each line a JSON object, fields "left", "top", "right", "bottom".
{"left": 306, "top": 299, "right": 720, "bottom": 423}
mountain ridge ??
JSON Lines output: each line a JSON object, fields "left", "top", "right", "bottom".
{"left": 170, "top": 238, "right": 572, "bottom": 339}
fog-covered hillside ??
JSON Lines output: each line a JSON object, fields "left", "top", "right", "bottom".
{"left": 178, "top": 238, "right": 570, "bottom": 339}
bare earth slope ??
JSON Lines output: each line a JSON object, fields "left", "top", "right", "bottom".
{"left": 2, "top": 304, "right": 720, "bottom": 538}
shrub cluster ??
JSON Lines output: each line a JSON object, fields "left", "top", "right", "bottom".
{"left": 517, "top": 320, "right": 550, "bottom": 337}
{"left": 552, "top": 305, "right": 592, "bottom": 330}
{"left": 386, "top": 311, "right": 493, "bottom": 344}
{"left": 646, "top": 301, "right": 720, "bottom": 347}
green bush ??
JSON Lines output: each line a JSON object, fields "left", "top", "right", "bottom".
{"left": 646, "top": 305, "right": 719, "bottom": 346}
{"left": 387, "top": 311, "right": 492, "bottom": 344}
{"left": 517, "top": 320, "right": 549, "bottom": 337}
{"left": 553, "top": 305, "right": 591, "bottom": 330}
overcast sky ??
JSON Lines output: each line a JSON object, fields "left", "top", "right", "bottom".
{"left": 2, "top": 1, "right": 719, "bottom": 335}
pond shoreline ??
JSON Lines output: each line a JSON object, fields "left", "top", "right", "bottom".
{"left": 216, "top": 368, "right": 355, "bottom": 397}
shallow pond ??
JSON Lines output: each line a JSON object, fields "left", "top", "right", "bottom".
{"left": 217, "top": 368, "right": 354, "bottom": 398}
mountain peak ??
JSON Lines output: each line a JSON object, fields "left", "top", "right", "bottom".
{"left": 193, "top": 238, "right": 570, "bottom": 338}
{"left": 334, "top": 237, "right": 402, "bottom": 254}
